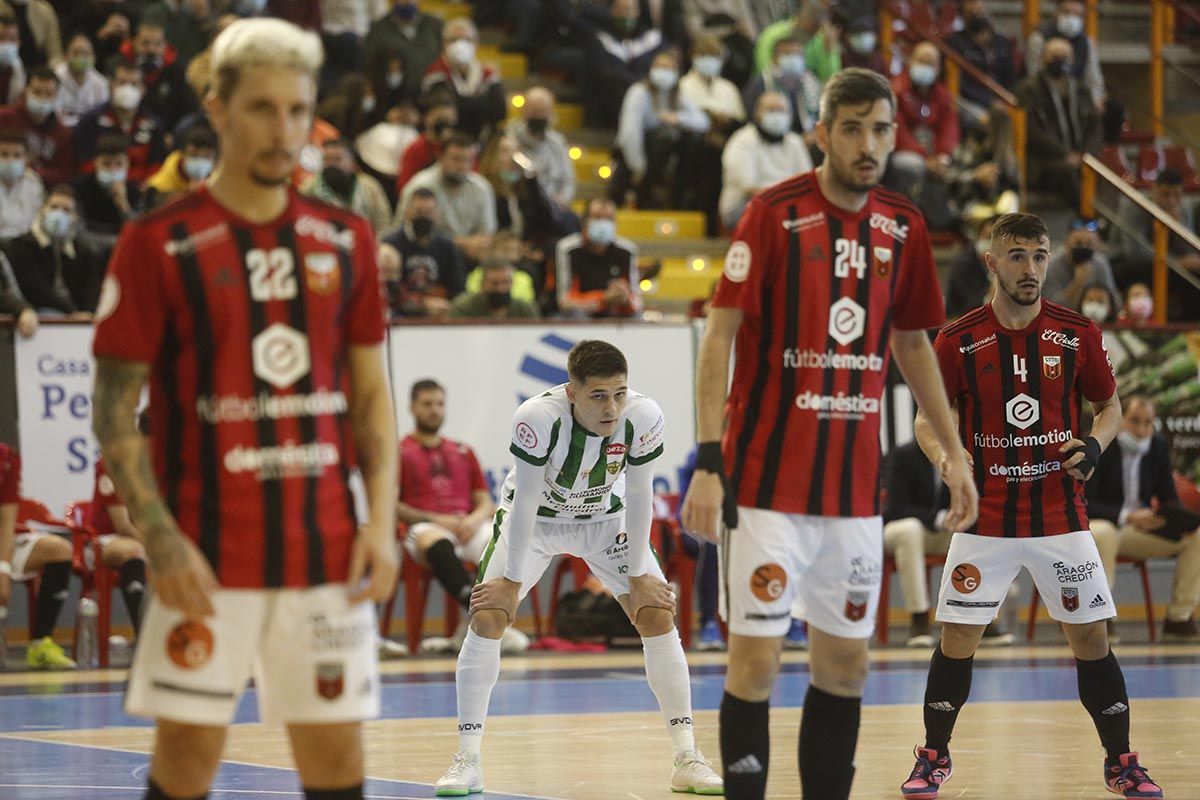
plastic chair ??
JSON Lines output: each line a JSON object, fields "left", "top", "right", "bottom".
{"left": 1025, "top": 557, "right": 1155, "bottom": 642}
{"left": 874, "top": 553, "right": 946, "bottom": 644}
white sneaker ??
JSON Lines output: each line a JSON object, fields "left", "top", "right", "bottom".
{"left": 500, "top": 626, "right": 530, "bottom": 654}
{"left": 435, "top": 751, "right": 484, "bottom": 796}
{"left": 671, "top": 749, "right": 724, "bottom": 795}
{"left": 376, "top": 636, "right": 409, "bottom": 659}
{"left": 419, "top": 635, "right": 458, "bottom": 654}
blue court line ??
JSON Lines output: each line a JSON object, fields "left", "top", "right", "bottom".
{"left": 0, "top": 737, "right": 550, "bottom": 800}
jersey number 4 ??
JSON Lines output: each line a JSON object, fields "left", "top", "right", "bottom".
{"left": 834, "top": 239, "right": 868, "bottom": 279}
{"left": 1012, "top": 354, "right": 1028, "bottom": 384}
{"left": 246, "top": 248, "right": 297, "bottom": 302}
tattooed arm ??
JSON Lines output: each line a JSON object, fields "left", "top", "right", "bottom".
{"left": 346, "top": 343, "right": 399, "bottom": 603}
{"left": 92, "top": 356, "right": 217, "bottom": 616}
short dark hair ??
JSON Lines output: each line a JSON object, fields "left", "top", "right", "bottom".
{"left": 28, "top": 66, "right": 59, "bottom": 86}
{"left": 567, "top": 340, "right": 628, "bottom": 384}
{"left": 1123, "top": 392, "right": 1155, "bottom": 414}
{"left": 107, "top": 55, "right": 142, "bottom": 81}
{"left": 410, "top": 187, "right": 437, "bottom": 202}
{"left": 420, "top": 87, "right": 458, "bottom": 114}
{"left": 1155, "top": 167, "right": 1183, "bottom": 186}
{"left": 991, "top": 212, "right": 1049, "bottom": 246}
{"left": 0, "top": 128, "right": 26, "bottom": 148}
{"left": 183, "top": 126, "right": 217, "bottom": 151}
{"left": 47, "top": 183, "right": 77, "bottom": 203}
{"left": 410, "top": 379, "right": 444, "bottom": 401}
{"left": 818, "top": 67, "right": 895, "bottom": 125}
{"left": 96, "top": 133, "right": 130, "bottom": 157}
{"left": 442, "top": 132, "right": 476, "bottom": 152}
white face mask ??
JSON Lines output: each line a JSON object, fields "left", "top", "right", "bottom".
{"left": 694, "top": 55, "right": 723, "bottom": 78}
{"left": 849, "top": 32, "right": 877, "bottom": 53}
{"left": 1081, "top": 300, "right": 1109, "bottom": 322}
{"left": 184, "top": 156, "right": 214, "bottom": 181}
{"left": 42, "top": 207, "right": 73, "bottom": 239}
{"left": 649, "top": 67, "right": 678, "bottom": 91}
{"left": 777, "top": 53, "right": 806, "bottom": 77}
{"left": 386, "top": 71, "right": 404, "bottom": 89}
{"left": 909, "top": 63, "right": 938, "bottom": 88}
{"left": 96, "top": 167, "right": 127, "bottom": 186}
{"left": 447, "top": 39, "right": 475, "bottom": 66}
{"left": 1057, "top": 13, "right": 1083, "bottom": 37}
{"left": 1117, "top": 429, "right": 1151, "bottom": 455}
{"left": 113, "top": 84, "right": 143, "bottom": 111}
{"left": 1126, "top": 296, "right": 1153, "bottom": 320}
{"left": 759, "top": 110, "right": 790, "bottom": 137}
{"left": 362, "top": 95, "right": 377, "bottom": 113}
{"left": 0, "top": 42, "right": 18, "bottom": 65}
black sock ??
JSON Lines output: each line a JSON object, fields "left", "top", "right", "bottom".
{"left": 303, "top": 786, "right": 363, "bottom": 799}
{"left": 923, "top": 648, "right": 974, "bottom": 753}
{"left": 1076, "top": 650, "right": 1131, "bottom": 761}
{"left": 119, "top": 559, "right": 147, "bottom": 634}
{"left": 799, "top": 685, "right": 860, "bottom": 800}
{"left": 719, "top": 691, "right": 769, "bottom": 799}
{"left": 32, "top": 561, "right": 71, "bottom": 639}
{"left": 144, "top": 778, "right": 206, "bottom": 799}
{"left": 424, "top": 539, "right": 473, "bottom": 608}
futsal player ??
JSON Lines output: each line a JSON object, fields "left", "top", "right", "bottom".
{"left": 899, "top": 212, "right": 1163, "bottom": 799}
{"left": 682, "top": 68, "right": 978, "bottom": 800}
{"left": 91, "top": 18, "right": 398, "bottom": 800}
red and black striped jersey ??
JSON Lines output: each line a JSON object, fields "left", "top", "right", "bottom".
{"left": 92, "top": 186, "right": 386, "bottom": 588}
{"left": 713, "top": 171, "right": 944, "bottom": 517}
{"left": 934, "top": 301, "right": 1117, "bottom": 537}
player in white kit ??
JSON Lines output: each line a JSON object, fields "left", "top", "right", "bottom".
{"left": 434, "top": 340, "right": 723, "bottom": 796}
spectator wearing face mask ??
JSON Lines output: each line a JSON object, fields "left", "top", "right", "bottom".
{"left": 613, "top": 49, "right": 710, "bottom": 210}
{"left": 681, "top": 33, "right": 745, "bottom": 232}
{"left": 1014, "top": 36, "right": 1100, "bottom": 209}
{"left": 364, "top": 0, "right": 443, "bottom": 85}
{"left": 74, "top": 58, "right": 166, "bottom": 183}
{"left": 946, "top": 0, "right": 1017, "bottom": 128}
{"left": 1027, "top": 0, "right": 1104, "bottom": 107}
{"left": 1111, "top": 168, "right": 1200, "bottom": 290}
{"left": 378, "top": 187, "right": 467, "bottom": 317}
{"left": 0, "top": 65, "right": 72, "bottom": 185}
{"left": 144, "top": 124, "right": 215, "bottom": 207}
{"left": 301, "top": 137, "right": 392, "bottom": 234}
{"left": 141, "top": 0, "right": 213, "bottom": 69}
{"left": 887, "top": 41, "right": 960, "bottom": 222}
{"left": 54, "top": 33, "right": 108, "bottom": 127}
{"left": 743, "top": 37, "right": 822, "bottom": 148}
{"left": 5, "top": 184, "right": 100, "bottom": 318}
{"left": 0, "top": 14, "right": 26, "bottom": 106}
{"left": 1089, "top": 395, "right": 1200, "bottom": 644}
{"left": 73, "top": 132, "right": 143, "bottom": 250}
{"left": 754, "top": 0, "right": 840, "bottom": 81}
{"left": 421, "top": 19, "right": 505, "bottom": 141}
{"left": 508, "top": 86, "right": 575, "bottom": 209}
{"left": 555, "top": 196, "right": 641, "bottom": 318}
{"left": 0, "top": 0, "right": 61, "bottom": 70}
{"left": 1077, "top": 281, "right": 1115, "bottom": 324}
{"left": 585, "top": 0, "right": 664, "bottom": 129}
{"left": 396, "top": 88, "right": 457, "bottom": 195}
{"left": 1043, "top": 217, "right": 1120, "bottom": 310}
{"left": 463, "top": 229, "right": 540, "bottom": 305}
{"left": 0, "top": 127, "right": 42, "bottom": 238}
{"left": 944, "top": 217, "right": 997, "bottom": 320}
{"left": 839, "top": 18, "right": 884, "bottom": 73}
{"left": 718, "top": 90, "right": 810, "bottom": 230}
{"left": 397, "top": 132, "right": 496, "bottom": 263}
{"left": 1116, "top": 282, "right": 1154, "bottom": 325}
{"left": 117, "top": 20, "right": 194, "bottom": 132}
{"left": 450, "top": 257, "right": 540, "bottom": 319}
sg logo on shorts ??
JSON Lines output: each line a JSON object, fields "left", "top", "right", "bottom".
{"left": 166, "top": 620, "right": 214, "bottom": 669}
{"left": 951, "top": 563, "right": 981, "bottom": 595}
{"left": 750, "top": 563, "right": 787, "bottom": 602}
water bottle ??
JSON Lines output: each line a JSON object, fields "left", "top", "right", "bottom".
{"left": 76, "top": 597, "right": 99, "bottom": 669}
{"left": 0, "top": 606, "right": 8, "bottom": 672}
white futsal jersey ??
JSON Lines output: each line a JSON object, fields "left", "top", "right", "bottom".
{"left": 501, "top": 384, "right": 665, "bottom": 522}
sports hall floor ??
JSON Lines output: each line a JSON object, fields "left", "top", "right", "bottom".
{"left": 1, "top": 634, "right": 1198, "bottom": 799}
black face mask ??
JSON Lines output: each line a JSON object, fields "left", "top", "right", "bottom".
{"left": 964, "top": 15, "right": 991, "bottom": 36}
{"left": 485, "top": 290, "right": 511, "bottom": 309}
{"left": 526, "top": 118, "right": 549, "bottom": 136}
{"left": 1045, "top": 59, "right": 1070, "bottom": 78}
{"left": 321, "top": 166, "right": 356, "bottom": 199}
{"left": 410, "top": 216, "right": 434, "bottom": 238}
{"left": 1070, "top": 246, "right": 1094, "bottom": 263}
{"left": 431, "top": 121, "right": 452, "bottom": 140}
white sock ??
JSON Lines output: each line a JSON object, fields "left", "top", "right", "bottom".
{"left": 456, "top": 628, "right": 502, "bottom": 757}
{"left": 642, "top": 629, "right": 696, "bottom": 755}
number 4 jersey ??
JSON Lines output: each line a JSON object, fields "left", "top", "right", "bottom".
{"left": 92, "top": 186, "right": 386, "bottom": 588}
{"left": 934, "top": 301, "right": 1116, "bottom": 537}
{"left": 502, "top": 385, "right": 665, "bottom": 522}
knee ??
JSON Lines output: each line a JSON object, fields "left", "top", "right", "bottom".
{"left": 1069, "top": 621, "right": 1110, "bottom": 660}
{"left": 108, "top": 539, "right": 145, "bottom": 565}
{"left": 939, "top": 623, "right": 983, "bottom": 658}
{"left": 887, "top": 519, "right": 924, "bottom": 555}
{"left": 725, "top": 645, "right": 781, "bottom": 700}
{"left": 813, "top": 648, "right": 870, "bottom": 696}
{"left": 634, "top": 606, "right": 675, "bottom": 638}
{"left": 41, "top": 535, "right": 73, "bottom": 562}
{"left": 469, "top": 609, "right": 508, "bottom": 639}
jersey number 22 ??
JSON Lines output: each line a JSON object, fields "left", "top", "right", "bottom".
{"left": 246, "top": 248, "right": 297, "bottom": 302}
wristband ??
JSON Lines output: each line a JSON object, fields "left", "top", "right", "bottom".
{"left": 0, "top": 560, "right": 11, "bottom": 577}
{"left": 695, "top": 441, "right": 725, "bottom": 475}
{"left": 1067, "top": 435, "right": 1102, "bottom": 476}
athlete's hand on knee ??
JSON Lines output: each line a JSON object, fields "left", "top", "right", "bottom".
{"left": 628, "top": 573, "right": 676, "bottom": 619}
{"left": 348, "top": 525, "right": 399, "bottom": 603}
{"left": 146, "top": 529, "right": 218, "bottom": 619}
{"left": 682, "top": 471, "right": 724, "bottom": 543}
{"left": 940, "top": 454, "right": 979, "bottom": 533}
{"left": 470, "top": 577, "right": 520, "bottom": 622}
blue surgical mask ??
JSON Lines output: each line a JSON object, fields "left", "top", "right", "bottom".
{"left": 694, "top": 55, "right": 723, "bottom": 78}
{"left": 1057, "top": 13, "right": 1083, "bottom": 38}
{"left": 43, "top": 208, "right": 73, "bottom": 239}
{"left": 587, "top": 218, "right": 615, "bottom": 246}
{"left": 1117, "top": 430, "right": 1151, "bottom": 455}
{"left": 96, "top": 167, "right": 127, "bottom": 186}
{"left": 0, "top": 159, "right": 24, "bottom": 182}
{"left": 0, "top": 42, "right": 18, "bottom": 65}
{"left": 649, "top": 67, "right": 678, "bottom": 91}
{"left": 25, "top": 96, "right": 56, "bottom": 119}
{"left": 184, "top": 156, "right": 214, "bottom": 180}
{"left": 387, "top": 70, "right": 404, "bottom": 89}
{"left": 909, "top": 63, "right": 938, "bottom": 88}
{"left": 759, "top": 110, "right": 790, "bottom": 137}
{"left": 777, "top": 54, "right": 806, "bottom": 77}
{"left": 849, "top": 32, "right": 877, "bottom": 54}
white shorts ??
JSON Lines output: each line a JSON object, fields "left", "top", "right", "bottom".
{"left": 720, "top": 508, "right": 883, "bottom": 639}
{"left": 404, "top": 519, "right": 491, "bottom": 565}
{"left": 476, "top": 510, "right": 667, "bottom": 599}
{"left": 10, "top": 531, "right": 60, "bottom": 582}
{"left": 125, "top": 584, "right": 379, "bottom": 727}
{"left": 935, "top": 530, "right": 1115, "bottom": 625}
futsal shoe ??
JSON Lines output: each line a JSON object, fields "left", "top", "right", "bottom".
{"left": 1104, "top": 752, "right": 1163, "bottom": 798}
{"left": 500, "top": 626, "right": 531, "bottom": 654}
{"left": 900, "top": 746, "right": 952, "bottom": 799}
{"left": 783, "top": 618, "right": 808, "bottom": 650}
{"left": 435, "top": 752, "right": 484, "bottom": 796}
{"left": 1161, "top": 618, "right": 1199, "bottom": 644}
{"left": 696, "top": 620, "right": 726, "bottom": 651}
{"left": 26, "top": 637, "right": 76, "bottom": 670}
{"left": 670, "top": 750, "right": 724, "bottom": 794}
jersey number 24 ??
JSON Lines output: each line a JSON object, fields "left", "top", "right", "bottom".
{"left": 834, "top": 239, "right": 868, "bottom": 279}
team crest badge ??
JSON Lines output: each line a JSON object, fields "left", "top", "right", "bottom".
{"left": 844, "top": 590, "right": 869, "bottom": 621}
{"left": 1043, "top": 355, "right": 1062, "bottom": 380}
{"left": 607, "top": 460, "right": 622, "bottom": 475}
{"left": 873, "top": 246, "right": 892, "bottom": 277}
{"left": 316, "top": 661, "right": 345, "bottom": 700}
{"left": 1061, "top": 587, "right": 1079, "bottom": 612}
{"left": 305, "top": 253, "right": 340, "bottom": 295}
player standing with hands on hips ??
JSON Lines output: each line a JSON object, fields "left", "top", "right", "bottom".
{"left": 898, "top": 212, "right": 1163, "bottom": 800}
{"left": 683, "top": 67, "right": 978, "bottom": 800}
{"left": 91, "top": 18, "right": 398, "bottom": 800}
